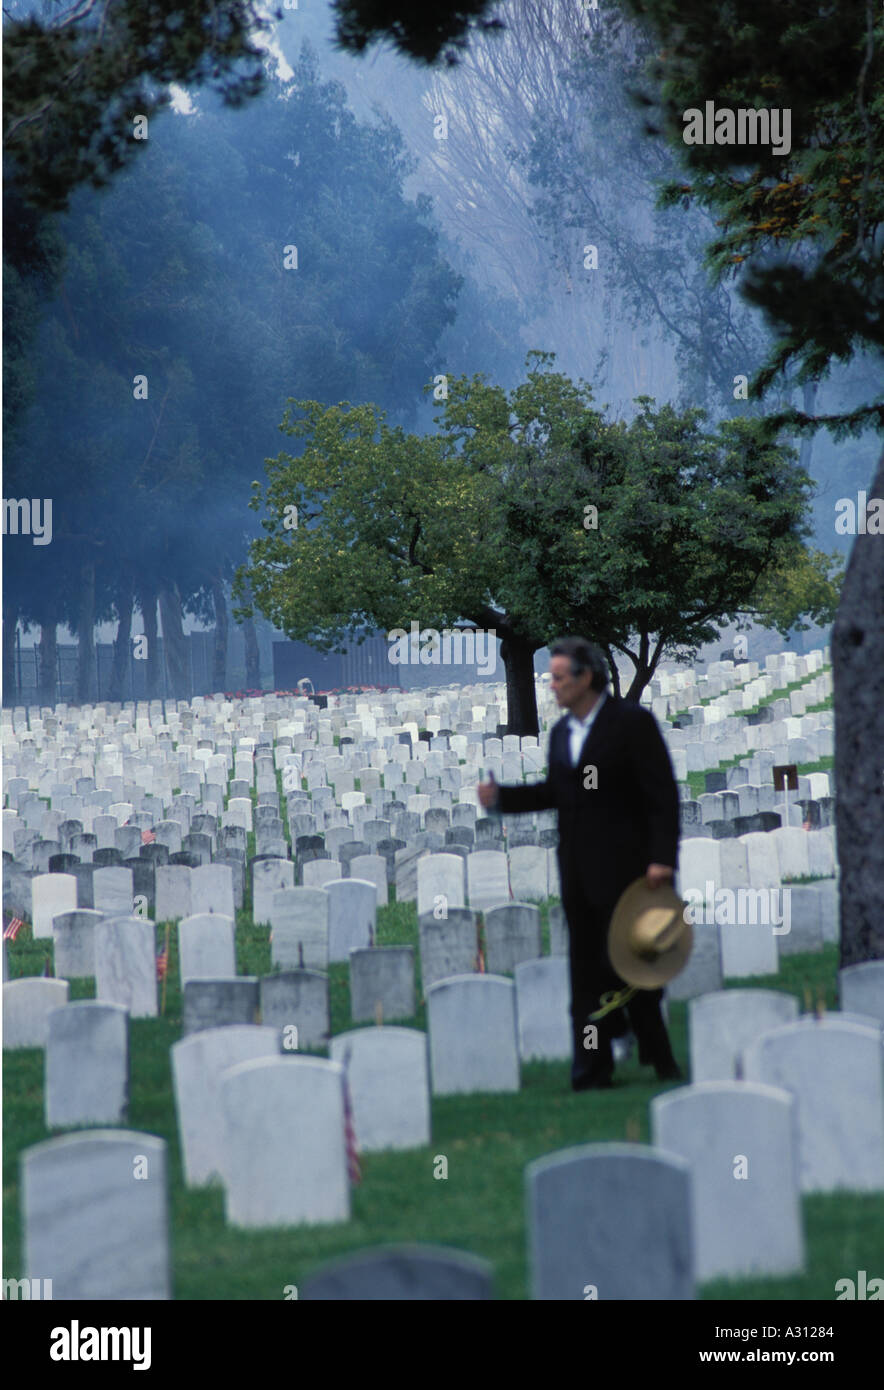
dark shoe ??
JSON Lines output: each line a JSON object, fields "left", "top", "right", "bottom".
{"left": 572, "top": 1074, "right": 614, "bottom": 1092}
{"left": 654, "top": 1062, "right": 683, "bottom": 1082}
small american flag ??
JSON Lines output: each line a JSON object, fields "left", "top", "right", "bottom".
{"left": 340, "top": 1047, "right": 361, "bottom": 1185}
{"left": 142, "top": 829, "right": 156, "bottom": 844}
{"left": 3, "top": 912, "right": 24, "bottom": 940}
{"left": 476, "top": 945, "right": 486, "bottom": 974}
{"left": 156, "top": 943, "right": 169, "bottom": 981}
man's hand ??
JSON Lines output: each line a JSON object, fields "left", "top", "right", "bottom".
{"left": 646, "top": 863, "right": 674, "bottom": 890}
{"left": 477, "top": 772, "right": 499, "bottom": 810}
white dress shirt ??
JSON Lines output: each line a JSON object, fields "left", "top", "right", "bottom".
{"left": 567, "top": 690, "right": 607, "bottom": 768}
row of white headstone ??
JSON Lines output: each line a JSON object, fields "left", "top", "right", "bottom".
{"left": 16, "top": 966, "right": 883, "bottom": 1298}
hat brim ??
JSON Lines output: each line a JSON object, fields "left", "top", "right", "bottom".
{"left": 608, "top": 876, "right": 693, "bottom": 989}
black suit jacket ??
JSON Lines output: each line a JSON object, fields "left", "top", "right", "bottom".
{"left": 497, "top": 694, "right": 680, "bottom": 910}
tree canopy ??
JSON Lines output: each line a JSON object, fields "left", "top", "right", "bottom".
{"left": 238, "top": 354, "right": 838, "bottom": 732}
{"left": 3, "top": 0, "right": 271, "bottom": 211}
{"left": 2, "top": 51, "right": 481, "bottom": 700}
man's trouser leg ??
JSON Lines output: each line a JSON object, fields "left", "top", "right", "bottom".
{"left": 566, "top": 892, "right": 625, "bottom": 1086}
{"left": 626, "top": 987, "right": 679, "bottom": 1071}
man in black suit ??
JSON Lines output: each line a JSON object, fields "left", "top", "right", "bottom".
{"left": 478, "top": 636, "right": 682, "bottom": 1090}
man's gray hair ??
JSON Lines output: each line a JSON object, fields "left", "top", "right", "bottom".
{"left": 549, "top": 637, "right": 610, "bottom": 692}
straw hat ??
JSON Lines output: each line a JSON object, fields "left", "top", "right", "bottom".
{"left": 608, "top": 877, "right": 693, "bottom": 988}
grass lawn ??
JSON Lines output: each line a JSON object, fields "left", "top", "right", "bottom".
{"left": 4, "top": 886, "right": 880, "bottom": 1300}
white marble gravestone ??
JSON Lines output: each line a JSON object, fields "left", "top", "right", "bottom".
{"left": 45, "top": 1001, "right": 128, "bottom": 1127}
{"left": 688, "top": 989, "right": 799, "bottom": 1082}
{"left": 22, "top": 1130, "right": 171, "bottom": 1299}
{"left": 251, "top": 857, "right": 294, "bottom": 924}
{"left": 507, "top": 846, "right": 548, "bottom": 902}
{"left": 325, "top": 878, "right": 376, "bottom": 963}
{"left": 484, "top": 903, "right": 542, "bottom": 975}
{"left": 191, "top": 863, "right": 235, "bottom": 919}
{"left": 51, "top": 909, "right": 104, "bottom": 978}
{"left": 178, "top": 914, "right": 237, "bottom": 987}
{"left": 219, "top": 1056, "right": 350, "bottom": 1227}
{"left": 839, "top": 961, "right": 884, "bottom": 1027}
{"left": 651, "top": 1081, "right": 804, "bottom": 1281}
{"left": 3, "top": 978, "right": 69, "bottom": 1049}
{"left": 171, "top": 1024, "right": 281, "bottom": 1186}
{"left": 349, "top": 946, "right": 415, "bottom": 1022}
{"left": 330, "top": 1027, "right": 430, "bottom": 1150}
{"left": 94, "top": 916, "right": 158, "bottom": 1018}
{"left": 349, "top": 854, "right": 389, "bottom": 907}
{"left": 741, "top": 1018, "right": 884, "bottom": 1192}
{"left": 527, "top": 1144, "right": 694, "bottom": 1300}
{"left": 426, "top": 975, "right": 520, "bottom": 1095}
{"left": 417, "top": 854, "right": 466, "bottom": 919}
{"left": 466, "top": 851, "right": 510, "bottom": 910}
{"left": 155, "top": 864, "right": 193, "bottom": 921}
{"left": 32, "top": 873, "right": 78, "bottom": 940}
{"left": 92, "top": 866, "right": 134, "bottom": 917}
{"left": 270, "top": 887, "right": 329, "bottom": 971}
{"left": 514, "top": 957, "right": 571, "bottom": 1061}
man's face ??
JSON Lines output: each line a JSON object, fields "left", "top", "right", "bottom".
{"left": 549, "top": 654, "right": 594, "bottom": 710}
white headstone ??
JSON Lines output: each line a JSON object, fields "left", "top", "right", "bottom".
{"left": 515, "top": 957, "right": 571, "bottom": 1061}
{"left": 839, "top": 961, "right": 884, "bottom": 1027}
{"left": 466, "top": 851, "right": 510, "bottom": 910}
{"left": 219, "top": 1057, "right": 350, "bottom": 1227}
{"left": 92, "top": 865, "right": 134, "bottom": 917}
{"left": 507, "top": 846, "right": 548, "bottom": 901}
{"left": 2, "top": 978, "right": 69, "bottom": 1049}
{"left": 330, "top": 1027, "right": 430, "bottom": 1151}
{"left": 651, "top": 1081, "right": 804, "bottom": 1281}
{"left": 92, "top": 915, "right": 157, "bottom": 1019}
{"left": 689, "top": 989, "right": 799, "bottom": 1081}
{"left": 32, "top": 873, "right": 78, "bottom": 940}
{"left": 171, "top": 1025, "right": 281, "bottom": 1186}
{"left": 155, "top": 865, "right": 192, "bottom": 921}
{"left": 417, "top": 854, "right": 466, "bottom": 918}
{"left": 179, "top": 914, "right": 237, "bottom": 987}
{"left": 191, "top": 863, "right": 235, "bottom": 918}
{"left": 527, "top": 1144, "right": 694, "bottom": 1300}
{"left": 325, "top": 878, "right": 376, "bottom": 963}
{"left": 22, "top": 1131, "right": 170, "bottom": 1299}
{"left": 741, "top": 1018, "right": 884, "bottom": 1192}
{"left": 45, "top": 1001, "right": 128, "bottom": 1127}
{"left": 252, "top": 857, "right": 294, "bottom": 924}
{"left": 270, "top": 888, "right": 329, "bottom": 971}
{"left": 349, "top": 854, "right": 389, "bottom": 907}
{"left": 51, "top": 909, "right": 104, "bottom": 978}
{"left": 426, "top": 975, "right": 520, "bottom": 1095}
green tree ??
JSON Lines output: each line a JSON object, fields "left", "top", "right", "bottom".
{"left": 3, "top": 0, "right": 270, "bottom": 212}
{"left": 238, "top": 355, "right": 827, "bottom": 733}
{"left": 331, "top": 0, "right": 504, "bottom": 64}
{"left": 613, "top": 0, "right": 884, "bottom": 984}
{"left": 4, "top": 56, "right": 468, "bottom": 700}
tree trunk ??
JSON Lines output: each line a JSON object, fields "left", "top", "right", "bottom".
{"left": 237, "top": 580, "right": 261, "bottom": 690}
{"left": 3, "top": 604, "right": 19, "bottom": 706}
{"left": 832, "top": 444, "right": 884, "bottom": 966}
{"left": 76, "top": 561, "right": 96, "bottom": 704}
{"left": 108, "top": 585, "right": 133, "bottom": 703}
{"left": 158, "top": 582, "right": 190, "bottom": 702}
{"left": 211, "top": 574, "right": 228, "bottom": 692}
{"left": 243, "top": 615, "right": 260, "bottom": 689}
{"left": 139, "top": 587, "right": 159, "bottom": 699}
{"left": 621, "top": 630, "right": 661, "bottom": 703}
{"left": 38, "top": 619, "right": 58, "bottom": 708}
{"left": 499, "top": 631, "right": 540, "bottom": 736}
{"left": 601, "top": 642, "right": 622, "bottom": 698}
